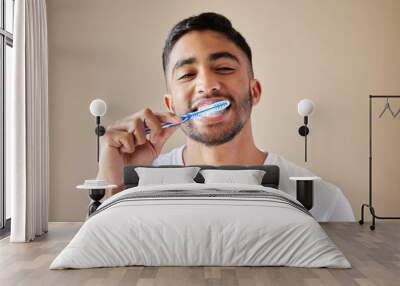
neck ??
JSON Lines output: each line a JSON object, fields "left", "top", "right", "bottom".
{"left": 183, "top": 121, "right": 267, "bottom": 166}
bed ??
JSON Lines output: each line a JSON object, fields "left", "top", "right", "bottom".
{"left": 49, "top": 165, "right": 350, "bottom": 269}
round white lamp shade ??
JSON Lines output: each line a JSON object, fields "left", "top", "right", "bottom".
{"left": 297, "top": 99, "right": 315, "bottom": 117}
{"left": 90, "top": 99, "right": 107, "bottom": 117}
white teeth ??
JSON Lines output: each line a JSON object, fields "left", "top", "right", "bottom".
{"left": 195, "top": 109, "right": 223, "bottom": 118}
{"left": 193, "top": 100, "right": 230, "bottom": 118}
{"left": 203, "top": 109, "right": 222, "bottom": 115}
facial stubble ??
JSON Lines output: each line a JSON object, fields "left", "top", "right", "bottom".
{"left": 180, "top": 88, "right": 253, "bottom": 146}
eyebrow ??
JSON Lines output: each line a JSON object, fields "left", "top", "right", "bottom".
{"left": 173, "top": 57, "right": 197, "bottom": 73}
{"left": 208, "top": 51, "right": 240, "bottom": 63}
{"left": 172, "top": 51, "right": 240, "bottom": 74}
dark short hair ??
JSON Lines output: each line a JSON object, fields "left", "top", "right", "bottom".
{"left": 162, "top": 12, "right": 253, "bottom": 76}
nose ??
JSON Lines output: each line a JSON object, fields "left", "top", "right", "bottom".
{"left": 195, "top": 69, "right": 221, "bottom": 95}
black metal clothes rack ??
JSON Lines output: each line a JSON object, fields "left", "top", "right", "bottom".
{"left": 359, "top": 95, "right": 400, "bottom": 230}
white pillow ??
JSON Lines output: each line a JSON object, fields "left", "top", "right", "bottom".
{"left": 135, "top": 167, "right": 200, "bottom": 186}
{"left": 200, "top": 169, "right": 266, "bottom": 185}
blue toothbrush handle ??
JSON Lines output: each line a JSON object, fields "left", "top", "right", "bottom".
{"left": 143, "top": 100, "right": 230, "bottom": 135}
{"left": 144, "top": 116, "right": 189, "bottom": 134}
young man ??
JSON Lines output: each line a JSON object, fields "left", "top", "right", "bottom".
{"left": 97, "top": 13, "right": 354, "bottom": 222}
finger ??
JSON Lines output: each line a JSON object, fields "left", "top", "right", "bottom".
{"left": 101, "top": 130, "right": 122, "bottom": 149}
{"left": 117, "top": 132, "right": 135, "bottom": 153}
{"left": 103, "top": 130, "right": 135, "bottom": 153}
{"left": 132, "top": 117, "right": 147, "bottom": 146}
{"left": 156, "top": 112, "right": 183, "bottom": 124}
{"left": 108, "top": 116, "right": 135, "bottom": 131}
{"left": 148, "top": 112, "right": 183, "bottom": 144}
{"left": 142, "top": 108, "right": 163, "bottom": 137}
{"left": 108, "top": 109, "right": 149, "bottom": 132}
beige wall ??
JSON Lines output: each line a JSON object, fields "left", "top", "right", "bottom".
{"left": 47, "top": 0, "right": 400, "bottom": 221}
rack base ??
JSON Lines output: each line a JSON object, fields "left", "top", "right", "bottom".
{"left": 359, "top": 203, "right": 400, "bottom": 231}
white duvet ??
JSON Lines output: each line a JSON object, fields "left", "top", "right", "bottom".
{"left": 50, "top": 183, "right": 351, "bottom": 269}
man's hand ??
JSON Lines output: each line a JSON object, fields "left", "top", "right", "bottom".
{"left": 96, "top": 108, "right": 182, "bottom": 188}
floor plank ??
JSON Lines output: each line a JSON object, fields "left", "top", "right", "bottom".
{"left": 0, "top": 222, "right": 399, "bottom": 286}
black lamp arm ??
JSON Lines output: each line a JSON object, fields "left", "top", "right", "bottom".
{"left": 304, "top": 115, "right": 308, "bottom": 125}
{"left": 94, "top": 116, "right": 106, "bottom": 162}
{"left": 298, "top": 116, "right": 310, "bottom": 162}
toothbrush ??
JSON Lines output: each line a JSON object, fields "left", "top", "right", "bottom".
{"left": 144, "top": 100, "right": 230, "bottom": 134}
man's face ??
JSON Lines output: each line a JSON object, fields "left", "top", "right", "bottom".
{"left": 164, "top": 30, "right": 260, "bottom": 146}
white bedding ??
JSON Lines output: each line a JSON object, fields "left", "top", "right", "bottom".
{"left": 50, "top": 183, "right": 351, "bottom": 269}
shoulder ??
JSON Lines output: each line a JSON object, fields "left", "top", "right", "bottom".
{"left": 152, "top": 145, "right": 185, "bottom": 166}
{"left": 265, "top": 152, "right": 314, "bottom": 177}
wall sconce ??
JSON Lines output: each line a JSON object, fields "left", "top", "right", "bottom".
{"left": 89, "top": 99, "right": 107, "bottom": 163}
{"left": 297, "top": 99, "right": 315, "bottom": 162}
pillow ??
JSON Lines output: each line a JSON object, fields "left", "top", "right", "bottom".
{"left": 200, "top": 169, "right": 266, "bottom": 185}
{"left": 135, "top": 167, "right": 201, "bottom": 186}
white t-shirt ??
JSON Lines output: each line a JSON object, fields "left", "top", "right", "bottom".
{"left": 152, "top": 145, "right": 355, "bottom": 222}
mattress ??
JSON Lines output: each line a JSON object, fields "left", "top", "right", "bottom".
{"left": 50, "top": 183, "right": 350, "bottom": 269}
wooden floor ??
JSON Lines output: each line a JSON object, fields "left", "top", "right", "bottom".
{"left": 0, "top": 222, "right": 399, "bottom": 286}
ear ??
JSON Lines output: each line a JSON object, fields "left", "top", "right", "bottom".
{"left": 250, "top": 79, "right": 262, "bottom": 106}
{"left": 163, "top": 94, "right": 174, "bottom": 113}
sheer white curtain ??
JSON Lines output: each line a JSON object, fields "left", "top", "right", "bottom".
{"left": 10, "top": 0, "right": 49, "bottom": 242}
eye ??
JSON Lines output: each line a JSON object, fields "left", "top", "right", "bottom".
{"left": 178, "top": 73, "right": 195, "bottom": 80}
{"left": 216, "top": 67, "right": 235, "bottom": 73}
